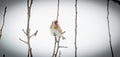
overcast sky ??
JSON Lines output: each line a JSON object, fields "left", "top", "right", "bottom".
{"left": 0, "top": 0, "right": 120, "bottom": 57}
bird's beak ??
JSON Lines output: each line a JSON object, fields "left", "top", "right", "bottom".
{"left": 52, "top": 21, "right": 54, "bottom": 24}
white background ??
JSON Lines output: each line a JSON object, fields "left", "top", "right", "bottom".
{"left": 0, "top": 0, "right": 120, "bottom": 57}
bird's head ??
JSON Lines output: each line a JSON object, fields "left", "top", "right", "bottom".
{"left": 52, "top": 20, "right": 58, "bottom": 25}
{"left": 54, "top": 20, "right": 58, "bottom": 25}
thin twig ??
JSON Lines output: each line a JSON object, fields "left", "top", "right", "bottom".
{"left": 22, "top": 29, "right": 27, "bottom": 36}
{"left": 29, "top": 0, "right": 33, "bottom": 8}
{"left": 58, "top": 50, "right": 61, "bottom": 57}
{"left": 1, "top": 7, "right": 7, "bottom": 31}
{"left": 52, "top": 0, "right": 60, "bottom": 54}
{"left": 75, "top": 0, "right": 78, "bottom": 57}
{"left": 19, "top": 38, "right": 28, "bottom": 44}
{"left": 0, "top": 6, "right": 7, "bottom": 39}
{"left": 55, "top": 37, "right": 61, "bottom": 57}
{"left": 56, "top": 0, "right": 59, "bottom": 20}
{"left": 30, "top": 30, "right": 38, "bottom": 38}
{"left": 52, "top": 0, "right": 67, "bottom": 57}
{"left": 107, "top": 0, "right": 114, "bottom": 57}
{"left": 52, "top": 35, "right": 57, "bottom": 57}
{"left": 59, "top": 46, "right": 68, "bottom": 48}
{"left": 19, "top": 0, "right": 37, "bottom": 57}
{"left": 26, "top": 0, "right": 33, "bottom": 57}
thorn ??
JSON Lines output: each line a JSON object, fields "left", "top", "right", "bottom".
{"left": 34, "top": 30, "right": 38, "bottom": 36}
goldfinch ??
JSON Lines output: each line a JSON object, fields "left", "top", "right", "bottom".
{"left": 50, "top": 20, "right": 65, "bottom": 40}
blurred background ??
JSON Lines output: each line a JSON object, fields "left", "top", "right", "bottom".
{"left": 0, "top": 0, "right": 120, "bottom": 57}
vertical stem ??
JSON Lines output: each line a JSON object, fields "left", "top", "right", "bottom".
{"left": 29, "top": 48, "right": 33, "bottom": 57}
{"left": 55, "top": 37, "right": 60, "bottom": 57}
{"left": 58, "top": 50, "right": 61, "bottom": 57}
{"left": 20, "top": 0, "right": 37, "bottom": 57}
{"left": 0, "top": 6, "right": 7, "bottom": 57}
{"left": 27, "top": 0, "right": 30, "bottom": 56}
{"left": 75, "top": 0, "right": 77, "bottom": 57}
{"left": 1, "top": 7, "right": 7, "bottom": 31}
{"left": 52, "top": 35, "right": 57, "bottom": 57}
{"left": 107, "top": 0, "right": 114, "bottom": 57}
{"left": 0, "top": 7, "right": 7, "bottom": 39}
{"left": 52, "top": 0, "right": 60, "bottom": 57}
{"left": 26, "top": 0, "right": 33, "bottom": 57}
{"left": 57, "top": 0, "right": 59, "bottom": 20}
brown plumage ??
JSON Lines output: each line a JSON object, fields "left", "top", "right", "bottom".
{"left": 50, "top": 20, "right": 65, "bottom": 39}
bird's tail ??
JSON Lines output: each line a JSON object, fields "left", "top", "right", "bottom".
{"left": 62, "top": 36, "right": 66, "bottom": 40}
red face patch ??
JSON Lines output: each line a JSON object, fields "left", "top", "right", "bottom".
{"left": 55, "top": 20, "right": 58, "bottom": 25}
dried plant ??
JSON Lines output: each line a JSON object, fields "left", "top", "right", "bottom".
{"left": 52, "top": 32, "right": 67, "bottom": 57}
{"left": 107, "top": 0, "right": 114, "bottom": 57}
{"left": 19, "top": 0, "right": 38, "bottom": 57}
{"left": 74, "top": 0, "right": 78, "bottom": 57}
{"left": 51, "top": 0, "right": 67, "bottom": 57}
{"left": 0, "top": 7, "right": 7, "bottom": 39}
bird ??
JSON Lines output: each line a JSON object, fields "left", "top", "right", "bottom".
{"left": 50, "top": 20, "right": 65, "bottom": 41}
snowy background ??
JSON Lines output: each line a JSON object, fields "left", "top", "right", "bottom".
{"left": 0, "top": 0, "right": 120, "bottom": 57}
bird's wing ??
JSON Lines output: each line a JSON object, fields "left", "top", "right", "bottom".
{"left": 57, "top": 25, "right": 62, "bottom": 34}
{"left": 50, "top": 24, "right": 53, "bottom": 29}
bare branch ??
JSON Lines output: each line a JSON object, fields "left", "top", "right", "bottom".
{"left": 1, "top": 6, "right": 7, "bottom": 31}
{"left": 59, "top": 46, "right": 68, "bottom": 48}
{"left": 29, "top": 0, "right": 33, "bottom": 8}
{"left": 19, "top": 38, "right": 28, "bottom": 44}
{"left": 56, "top": 0, "right": 60, "bottom": 20}
{"left": 0, "top": 6, "right": 7, "bottom": 39}
{"left": 58, "top": 50, "right": 61, "bottom": 57}
{"left": 107, "top": 0, "right": 114, "bottom": 57}
{"left": 75, "top": 0, "right": 78, "bottom": 57}
{"left": 55, "top": 37, "right": 60, "bottom": 57}
{"left": 20, "top": 0, "right": 34, "bottom": 57}
{"left": 34, "top": 30, "right": 38, "bottom": 36}
{"left": 22, "top": 29, "right": 27, "bottom": 35}
{"left": 30, "top": 30, "right": 38, "bottom": 38}
{"left": 52, "top": 35, "right": 57, "bottom": 57}
{"left": 52, "top": 0, "right": 67, "bottom": 57}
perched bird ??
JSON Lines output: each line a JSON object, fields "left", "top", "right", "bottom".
{"left": 50, "top": 20, "right": 65, "bottom": 40}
